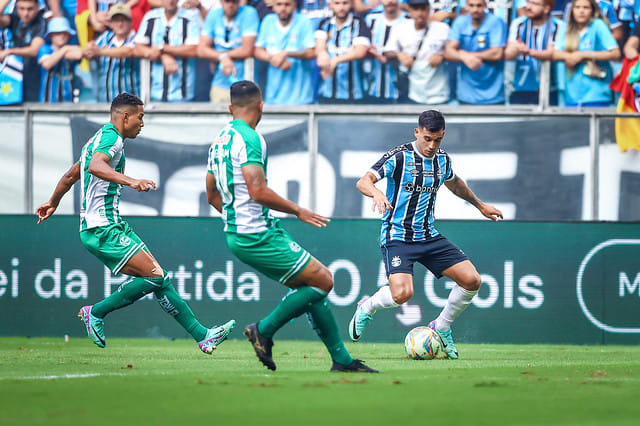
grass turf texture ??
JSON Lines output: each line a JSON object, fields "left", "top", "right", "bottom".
{"left": 1, "top": 338, "right": 639, "bottom": 426}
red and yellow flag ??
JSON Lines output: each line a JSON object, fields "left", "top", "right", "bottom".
{"left": 610, "top": 57, "right": 640, "bottom": 152}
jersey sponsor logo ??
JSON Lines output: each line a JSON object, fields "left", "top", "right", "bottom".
{"left": 383, "top": 144, "right": 410, "bottom": 158}
{"left": 410, "top": 169, "right": 443, "bottom": 178}
{"left": 289, "top": 242, "right": 302, "bottom": 253}
{"left": 213, "top": 134, "right": 231, "bottom": 146}
{"left": 120, "top": 236, "right": 131, "bottom": 247}
{"left": 404, "top": 182, "right": 437, "bottom": 193}
{"left": 391, "top": 256, "right": 402, "bottom": 267}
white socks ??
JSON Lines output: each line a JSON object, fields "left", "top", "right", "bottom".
{"left": 361, "top": 285, "right": 399, "bottom": 315}
{"left": 435, "top": 285, "right": 477, "bottom": 331}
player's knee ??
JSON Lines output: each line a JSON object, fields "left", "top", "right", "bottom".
{"left": 391, "top": 286, "right": 413, "bottom": 304}
{"left": 463, "top": 273, "right": 481, "bottom": 291}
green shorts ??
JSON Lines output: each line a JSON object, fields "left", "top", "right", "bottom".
{"left": 225, "top": 224, "right": 311, "bottom": 284}
{"left": 80, "top": 221, "right": 146, "bottom": 275}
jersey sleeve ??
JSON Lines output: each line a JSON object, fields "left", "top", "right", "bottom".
{"left": 95, "top": 130, "right": 123, "bottom": 159}
{"left": 508, "top": 18, "right": 520, "bottom": 42}
{"left": 300, "top": 16, "right": 316, "bottom": 49}
{"left": 37, "top": 44, "right": 53, "bottom": 64}
{"left": 241, "top": 6, "right": 260, "bottom": 38}
{"left": 255, "top": 16, "right": 270, "bottom": 48}
{"left": 185, "top": 16, "right": 201, "bottom": 45}
{"left": 238, "top": 131, "right": 265, "bottom": 167}
{"left": 207, "top": 145, "right": 214, "bottom": 175}
{"left": 369, "top": 151, "right": 396, "bottom": 180}
{"left": 383, "top": 24, "right": 401, "bottom": 53}
{"left": 594, "top": 19, "right": 618, "bottom": 51}
{"left": 489, "top": 16, "right": 507, "bottom": 47}
{"left": 134, "top": 12, "right": 152, "bottom": 45}
{"left": 444, "top": 153, "right": 455, "bottom": 181}
{"left": 202, "top": 9, "right": 217, "bottom": 38}
{"left": 448, "top": 16, "right": 462, "bottom": 42}
{"left": 354, "top": 17, "right": 371, "bottom": 46}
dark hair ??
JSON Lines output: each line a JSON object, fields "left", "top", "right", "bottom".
{"left": 110, "top": 93, "right": 143, "bottom": 113}
{"left": 230, "top": 80, "right": 262, "bottom": 107}
{"left": 418, "top": 110, "right": 445, "bottom": 132}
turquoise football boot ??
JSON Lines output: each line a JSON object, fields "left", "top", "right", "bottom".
{"left": 78, "top": 305, "right": 105, "bottom": 348}
{"left": 348, "top": 298, "right": 373, "bottom": 342}
{"left": 428, "top": 320, "right": 458, "bottom": 359}
{"left": 199, "top": 320, "right": 236, "bottom": 354}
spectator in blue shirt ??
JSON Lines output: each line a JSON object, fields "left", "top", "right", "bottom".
{"left": 315, "top": 0, "right": 371, "bottom": 103}
{"left": 445, "top": 0, "right": 506, "bottom": 104}
{"left": 133, "top": 0, "right": 200, "bottom": 102}
{"left": 254, "top": 0, "right": 316, "bottom": 105}
{"left": 84, "top": 3, "right": 139, "bottom": 102}
{"left": 562, "top": 0, "right": 623, "bottom": 42}
{"left": 553, "top": 0, "right": 620, "bottom": 106}
{"left": 197, "top": 0, "right": 258, "bottom": 103}
{"left": 0, "top": 0, "right": 46, "bottom": 101}
{"left": 38, "top": 17, "right": 83, "bottom": 102}
{"left": 505, "top": 0, "right": 566, "bottom": 104}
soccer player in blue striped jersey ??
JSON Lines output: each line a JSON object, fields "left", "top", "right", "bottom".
{"left": 84, "top": 3, "right": 140, "bottom": 102}
{"left": 315, "top": 0, "right": 372, "bottom": 102}
{"left": 348, "top": 110, "right": 503, "bottom": 359}
{"left": 36, "top": 93, "right": 235, "bottom": 355}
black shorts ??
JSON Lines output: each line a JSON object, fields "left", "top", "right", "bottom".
{"left": 381, "top": 235, "right": 469, "bottom": 279}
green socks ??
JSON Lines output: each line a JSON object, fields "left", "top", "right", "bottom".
{"left": 91, "top": 276, "right": 158, "bottom": 318}
{"left": 91, "top": 273, "right": 208, "bottom": 342}
{"left": 153, "top": 275, "right": 208, "bottom": 342}
{"left": 306, "top": 297, "right": 354, "bottom": 366}
{"left": 258, "top": 286, "right": 327, "bottom": 338}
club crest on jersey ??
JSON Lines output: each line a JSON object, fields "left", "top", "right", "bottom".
{"left": 120, "top": 236, "right": 131, "bottom": 247}
{"left": 477, "top": 35, "right": 487, "bottom": 48}
{"left": 391, "top": 256, "right": 402, "bottom": 267}
{"left": 289, "top": 242, "right": 302, "bottom": 253}
{"left": 98, "top": 207, "right": 106, "bottom": 217}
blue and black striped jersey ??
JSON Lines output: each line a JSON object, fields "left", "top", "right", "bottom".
{"left": 370, "top": 142, "right": 454, "bottom": 245}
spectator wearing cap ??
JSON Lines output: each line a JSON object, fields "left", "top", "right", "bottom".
{"left": 315, "top": 0, "right": 372, "bottom": 103}
{"left": 197, "top": 0, "right": 259, "bottom": 104}
{"left": 84, "top": 3, "right": 139, "bottom": 101}
{"left": 445, "top": 0, "right": 506, "bottom": 104}
{"left": 133, "top": 0, "right": 200, "bottom": 102}
{"left": 383, "top": 0, "right": 450, "bottom": 104}
{"left": 0, "top": 0, "right": 46, "bottom": 101}
{"left": 38, "top": 16, "right": 84, "bottom": 102}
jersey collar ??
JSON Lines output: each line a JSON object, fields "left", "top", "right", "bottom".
{"left": 412, "top": 141, "right": 433, "bottom": 160}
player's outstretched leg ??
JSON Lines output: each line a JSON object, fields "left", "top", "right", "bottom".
{"left": 349, "top": 273, "right": 413, "bottom": 342}
{"left": 244, "top": 285, "right": 326, "bottom": 371}
{"left": 307, "top": 298, "right": 378, "bottom": 373}
{"left": 428, "top": 260, "right": 481, "bottom": 360}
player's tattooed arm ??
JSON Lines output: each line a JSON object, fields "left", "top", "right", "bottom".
{"left": 89, "top": 152, "right": 156, "bottom": 192}
{"left": 242, "top": 164, "right": 329, "bottom": 228}
{"left": 445, "top": 175, "right": 503, "bottom": 221}
{"left": 205, "top": 172, "right": 223, "bottom": 213}
{"left": 36, "top": 162, "right": 81, "bottom": 224}
{"left": 356, "top": 172, "right": 392, "bottom": 214}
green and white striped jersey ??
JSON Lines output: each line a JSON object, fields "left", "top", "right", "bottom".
{"left": 78, "top": 123, "right": 126, "bottom": 231}
{"left": 208, "top": 119, "right": 277, "bottom": 234}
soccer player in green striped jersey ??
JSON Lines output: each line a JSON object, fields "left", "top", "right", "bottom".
{"left": 206, "top": 81, "right": 377, "bottom": 373}
{"left": 36, "top": 93, "right": 235, "bottom": 354}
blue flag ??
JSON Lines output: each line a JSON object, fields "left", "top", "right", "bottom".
{"left": 0, "top": 55, "right": 23, "bottom": 105}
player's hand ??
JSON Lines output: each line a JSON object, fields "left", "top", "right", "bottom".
{"left": 316, "top": 52, "right": 331, "bottom": 69}
{"left": 129, "top": 179, "right": 157, "bottom": 192}
{"left": 479, "top": 203, "right": 503, "bottom": 222}
{"left": 372, "top": 192, "right": 392, "bottom": 215}
{"left": 270, "top": 51, "right": 288, "bottom": 68}
{"left": 564, "top": 51, "right": 584, "bottom": 69}
{"left": 147, "top": 47, "right": 162, "bottom": 62}
{"left": 280, "top": 59, "right": 292, "bottom": 70}
{"left": 398, "top": 52, "right": 414, "bottom": 69}
{"left": 296, "top": 208, "right": 330, "bottom": 228}
{"left": 221, "top": 55, "right": 236, "bottom": 76}
{"left": 36, "top": 202, "right": 57, "bottom": 224}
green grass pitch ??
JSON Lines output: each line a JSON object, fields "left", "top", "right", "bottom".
{"left": 1, "top": 337, "right": 639, "bottom": 426}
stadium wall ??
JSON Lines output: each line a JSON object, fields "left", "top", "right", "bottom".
{"left": 1, "top": 216, "right": 639, "bottom": 345}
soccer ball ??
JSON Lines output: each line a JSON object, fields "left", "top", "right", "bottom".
{"left": 404, "top": 326, "right": 443, "bottom": 360}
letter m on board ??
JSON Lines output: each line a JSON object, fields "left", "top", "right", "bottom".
{"left": 619, "top": 272, "right": 640, "bottom": 297}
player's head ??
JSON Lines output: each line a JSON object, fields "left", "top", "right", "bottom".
{"left": 222, "top": 0, "right": 240, "bottom": 19}
{"left": 407, "top": 0, "right": 429, "bottom": 28}
{"left": 15, "top": 0, "right": 39, "bottom": 25}
{"left": 330, "top": 0, "right": 352, "bottom": 20}
{"left": 465, "top": 0, "right": 486, "bottom": 20}
{"left": 415, "top": 110, "right": 445, "bottom": 157}
{"left": 229, "top": 81, "right": 264, "bottom": 124}
{"left": 525, "top": 0, "right": 553, "bottom": 20}
{"left": 274, "top": 0, "right": 296, "bottom": 24}
{"left": 110, "top": 93, "right": 145, "bottom": 139}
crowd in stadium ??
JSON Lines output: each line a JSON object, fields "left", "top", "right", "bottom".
{"left": 1, "top": 0, "right": 640, "bottom": 106}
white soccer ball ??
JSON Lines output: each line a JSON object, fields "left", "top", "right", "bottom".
{"left": 404, "top": 326, "right": 443, "bottom": 360}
